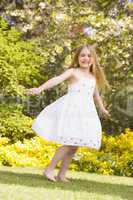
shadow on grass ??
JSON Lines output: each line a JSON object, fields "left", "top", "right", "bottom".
{"left": 0, "top": 170, "right": 132, "bottom": 200}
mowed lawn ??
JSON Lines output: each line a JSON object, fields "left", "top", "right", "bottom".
{"left": 0, "top": 166, "right": 133, "bottom": 200}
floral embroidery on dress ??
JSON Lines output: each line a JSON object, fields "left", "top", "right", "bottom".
{"left": 57, "top": 136, "right": 101, "bottom": 148}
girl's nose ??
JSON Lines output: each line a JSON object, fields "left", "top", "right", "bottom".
{"left": 83, "top": 58, "right": 90, "bottom": 61}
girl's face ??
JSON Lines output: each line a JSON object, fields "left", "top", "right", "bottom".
{"left": 78, "top": 47, "right": 92, "bottom": 69}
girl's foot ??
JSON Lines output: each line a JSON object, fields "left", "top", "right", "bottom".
{"left": 55, "top": 175, "right": 71, "bottom": 182}
{"left": 43, "top": 168, "right": 56, "bottom": 182}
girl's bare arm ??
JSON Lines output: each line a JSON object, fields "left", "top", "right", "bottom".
{"left": 38, "top": 68, "right": 74, "bottom": 92}
{"left": 93, "top": 84, "right": 111, "bottom": 118}
{"left": 93, "top": 84, "right": 106, "bottom": 112}
{"left": 26, "top": 68, "right": 75, "bottom": 95}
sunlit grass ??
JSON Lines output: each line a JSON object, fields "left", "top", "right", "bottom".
{"left": 0, "top": 166, "right": 133, "bottom": 200}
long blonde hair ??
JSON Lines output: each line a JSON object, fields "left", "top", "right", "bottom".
{"left": 69, "top": 44, "right": 111, "bottom": 91}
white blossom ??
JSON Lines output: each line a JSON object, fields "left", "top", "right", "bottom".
{"left": 83, "top": 26, "right": 96, "bottom": 36}
{"left": 55, "top": 13, "right": 66, "bottom": 21}
{"left": 39, "top": 2, "right": 46, "bottom": 9}
{"left": 22, "top": 24, "right": 33, "bottom": 32}
{"left": 35, "top": 16, "right": 42, "bottom": 22}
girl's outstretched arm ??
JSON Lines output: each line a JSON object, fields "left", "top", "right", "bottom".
{"left": 26, "top": 68, "right": 74, "bottom": 95}
{"left": 93, "top": 84, "right": 111, "bottom": 118}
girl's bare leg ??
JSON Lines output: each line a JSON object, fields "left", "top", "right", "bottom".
{"left": 56, "top": 146, "right": 78, "bottom": 181}
{"left": 43, "top": 145, "right": 71, "bottom": 181}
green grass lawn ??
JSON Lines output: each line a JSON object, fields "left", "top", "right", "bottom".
{"left": 0, "top": 166, "right": 133, "bottom": 200}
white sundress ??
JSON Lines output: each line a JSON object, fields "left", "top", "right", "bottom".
{"left": 32, "top": 76, "right": 102, "bottom": 150}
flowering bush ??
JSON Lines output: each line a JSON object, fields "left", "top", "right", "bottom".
{"left": 75, "top": 128, "right": 133, "bottom": 176}
{"left": 0, "top": 2, "right": 132, "bottom": 134}
{"left": 0, "top": 128, "right": 133, "bottom": 177}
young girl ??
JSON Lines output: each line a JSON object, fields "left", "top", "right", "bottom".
{"left": 26, "top": 44, "right": 111, "bottom": 182}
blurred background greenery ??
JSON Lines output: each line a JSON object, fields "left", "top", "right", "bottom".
{"left": 0, "top": 1, "right": 132, "bottom": 141}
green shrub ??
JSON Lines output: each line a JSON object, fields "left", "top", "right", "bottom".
{"left": 0, "top": 104, "right": 35, "bottom": 142}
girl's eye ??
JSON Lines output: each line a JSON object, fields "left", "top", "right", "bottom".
{"left": 80, "top": 54, "right": 91, "bottom": 57}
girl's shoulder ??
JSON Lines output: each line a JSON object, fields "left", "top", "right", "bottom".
{"left": 65, "top": 68, "right": 79, "bottom": 84}
{"left": 66, "top": 67, "right": 76, "bottom": 72}
{"left": 65, "top": 67, "right": 77, "bottom": 77}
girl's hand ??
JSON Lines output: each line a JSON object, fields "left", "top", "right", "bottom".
{"left": 26, "top": 87, "right": 42, "bottom": 95}
{"left": 101, "top": 108, "right": 111, "bottom": 119}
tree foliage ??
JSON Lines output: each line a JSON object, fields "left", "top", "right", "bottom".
{"left": 0, "top": 0, "right": 133, "bottom": 137}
